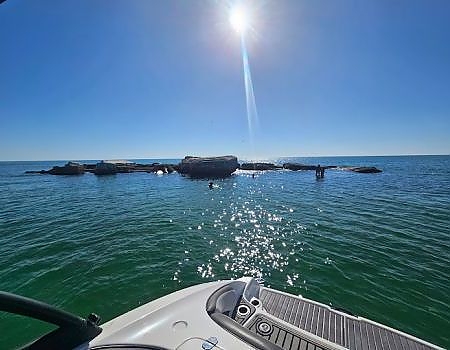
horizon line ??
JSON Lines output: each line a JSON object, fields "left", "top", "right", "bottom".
{"left": 1, "top": 153, "right": 449, "bottom": 162}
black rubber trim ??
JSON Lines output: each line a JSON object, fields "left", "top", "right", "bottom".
{"left": 206, "top": 285, "right": 234, "bottom": 314}
{"left": 206, "top": 281, "right": 245, "bottom": 314}
{"left": 0, "top": 291, "right": 87, "bottom": 328}
{"left": 0, "top": 291, "right": 102, "bottom": 350}
{"left": 210, "top": 312, "right": 283, "bottom": 350}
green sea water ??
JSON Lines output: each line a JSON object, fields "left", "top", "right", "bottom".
{"left": 0, "top": 155, "right": 449, "bottom": 349}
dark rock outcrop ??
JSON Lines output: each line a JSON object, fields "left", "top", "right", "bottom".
{"left": 25, "top": 170, "right": 49, "bottom": 174}
{"left": 25, "top": 159, "right": 381, "bottom": 177}
{"left": 94, "top": 161, "right": 118, "bottom": 175}
{"left": 84, "top": 164, "right": 96, "bottom": 171}
{"left": 283, "top": 163, "right": 338, "bottom": 171}
{"left": 48, "top": 162, "right": 84, "bottom": 175}
{"left": 283, "top": 163, "right": 316, "bottom": 171}
{"left": 239, "top": 163, "right": 282, "bottom": 171}
{"left": 179, "top": 155, "right": 238, "bottom": 178}
{"left": 349, "top": 167, "right": 382, "bottom": 173}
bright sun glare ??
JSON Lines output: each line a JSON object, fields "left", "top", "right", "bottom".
{"left": 229, "top": 5, "right": 249, "bottom": 34}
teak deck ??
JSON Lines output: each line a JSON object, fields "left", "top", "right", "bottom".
{"left": 257, "top": 288, "right": 436, "bottom": 350}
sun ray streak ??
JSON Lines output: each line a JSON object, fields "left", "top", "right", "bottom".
{"left": 240, "top": 34, "right": 258, "bottom": 151}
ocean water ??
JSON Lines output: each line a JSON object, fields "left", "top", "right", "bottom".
{"left": 0, "top": 155, "right": 449, "bottom": 349}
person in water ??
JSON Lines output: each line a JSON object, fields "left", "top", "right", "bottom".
{"left": 209, "top": 182, "right": 213, "bottom": 189}
{"left": 316, "top": 165, "right": 321, "bottom": 178}
{"left": 316, "top": 165, "right": 325, "bottom": 179}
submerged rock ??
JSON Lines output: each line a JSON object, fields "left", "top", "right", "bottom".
{"left": 283, "top": 163, "right": 316, "bottom": 171}
{"left": 239, "top": 163, "right": 282, "bottom": 171}
{"left": 25, "top": 170, "right": 49, "bottom": 174}
{"left": 349, "top": 167, "right": 382, "bottom": 173}
{"left": 283, "top": 163, "right": 338, "bottom": 171}
{"left": 179, "top": 155, "right": 238, "bottom": 178}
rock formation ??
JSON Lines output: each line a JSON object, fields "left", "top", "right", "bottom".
{"left": 348, "top": 167, "right": 382, "bottom": 173}
{"left": 94, "top": 161, "right": 118, "bottom": 175}
{"left": 283, "top": 163, "right": 338, "bottom": 171}
{"left": 48, "top": 162, "right": 84, "bottom": 175}
{"left": 178, "top": 156, "right": 238, "bottom": 178}
{"left": 283, "top": 163, "right": 316, "bottom": 171}
{"left": 239, "top": 163, "right": 282, "bottom": 171}
{"left": 25, "top": 157, "right": 382, "bottom": 177}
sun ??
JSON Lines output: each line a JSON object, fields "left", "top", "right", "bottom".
{"left": 229, "top": 5, "right": 250, "bottom": 34}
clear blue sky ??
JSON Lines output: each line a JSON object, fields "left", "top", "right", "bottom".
{"left": 1, "top": 0, "right": 449, "bottom": 160}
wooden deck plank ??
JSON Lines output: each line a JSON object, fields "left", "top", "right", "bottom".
{"left": 336, "top": 314, "right": 344, "bottom": 345}
{"left": 373, "top": 325, "right": 383, "bottom": 350}
{"left": 283, "top": 295, "right": 296, "bottom": 322}
{"left": 321, "top": 308, "right": 330, "bottom": 339}
{"left": 275, "top": 294, "right": 289, "bottom": 318}
{"left": 380, "top": 328, "right": 393, "bottom": 350}
{"left": 355, "top": 319, "right": 364, "bottom": 350}
{"left": 329, "top": 311, "right": 336, "bottom": 343}
{"left": 299, "top": 339, "right": 308, "bottom": 350}
{"left": 261, "top": 290, "right": 275, "bottom": 311}
{"left": 294, "top": 300, "right": 305, "bottom": 327}
{"left": 279, "top": 294, "right": 289, "bottom": 320}
{"left": 362, "top": 322, "right": 372, "bottom": 350}
{"left": 399, "top": 334, "right": 410, "bottom": 350}
{"left": 347, "top": 318, "right": 356, "bottom": 350}
{"left": 406, "top": 338, "right": 420, "bottom": 350}
{"left": 298, "top": 301, "right": 308, "bottom": 328}
{"left": 367, "top": 323, "right": 377, "bottom": 350}
{"left": 270, "top": 326, "right": 280, "bottom": 342}
{"left": 289, "top": 299, "right": 301, "bottom": 325}
{"left": 284, "top": 332, "right": 293, "bottom": 349}
{"left": 305, "top": 304, "right": 315, "bottom": 332}
{"left": 262, "top": 290, "right": 273, "bottom": 312}
{"left": 284, "top": 296, "right": 295, "bottom": 323}
{"left": 260, "top": 288, "right": 268, "bottom": 300}
{"left": 271, "top": 292, "right": 283, "bottom": 315}
{"left": 291, "top": 336, "right": 300, "bottom": 350}
{"left": 301, "top": 302, "right": 311, "bottom": 329}
{"left": 386, "top": 328, "right": 398, "bottom": 350}
{"left": 275, "top": 328, "right": 287, "bottom": 347}
{"left": 390, "top": 329, "right": 402, "bottom": 350}
{"left": 313, "top": 305, "right": 321, "bottom": 333}
{"left": 316, "top": 306, "right": 324, "bottom": 336}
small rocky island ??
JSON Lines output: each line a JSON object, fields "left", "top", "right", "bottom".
{"left": 179, "top": 155, "right": 239, "bottom": 178}
{"left": 25, "top": 156, "right": 382, "bottom": 178}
